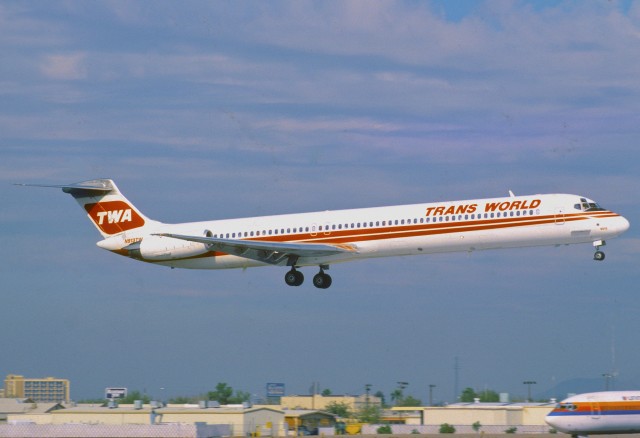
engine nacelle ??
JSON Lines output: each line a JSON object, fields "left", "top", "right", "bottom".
{"left": 135, "top": 235, "right": 209, "bottom": 261}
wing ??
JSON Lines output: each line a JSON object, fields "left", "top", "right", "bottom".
{"left": 153, "top": 233, "right": 357, "bottom": 266}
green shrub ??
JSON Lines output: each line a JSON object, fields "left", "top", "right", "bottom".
{"left": 377, "top": 425, "right": 392, "bottom": 434}
{"left": 505, "top": 427, "right": 518, "bottom": 434}
{"left": 439, "top": 423, "right": 456, "bottom": 433}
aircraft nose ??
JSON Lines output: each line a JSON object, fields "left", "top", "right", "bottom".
{"left": 545, "top": 415, "right": 558, "bottom": 429}
{"left": 545, "top": 413, "right": 568, "bottom": 433}
{"left": 619, "top": 216, "right": 630, "bottom": 233}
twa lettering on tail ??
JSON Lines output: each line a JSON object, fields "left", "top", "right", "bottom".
{"left": 84, "top": 200, "right": 145, "bottom": 235}
{"left": 18, "top": 179, "right": 629, "bottom": 289}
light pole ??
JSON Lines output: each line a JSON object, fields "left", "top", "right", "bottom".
{"left": 602, "top": 373, "right": 613, "bottom": 391}
{"left": 523, "top": 381, "right": 536, "bottom": 402}
{"left": 429, "top": 384, "right": 436, "bottom": 406}
{"left": 395, "top": 381, "right": 408, "bottom": 406}
{"left": 365, "top": 384, "right": 372, "bottom": 407}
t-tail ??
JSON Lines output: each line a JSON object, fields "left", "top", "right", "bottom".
{"left": 17, "top": 179, "right": 157, "bottom": 238}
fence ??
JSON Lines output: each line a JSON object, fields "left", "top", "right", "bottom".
{"left": 361, "top": 424, "right": 554, "bottom": 434}
{"left": 0, "top": 422, "right": 231, "bottom": 438}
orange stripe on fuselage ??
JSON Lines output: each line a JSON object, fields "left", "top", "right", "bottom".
{"left": 132, "top": 210, "right": 617, "bottom": 263}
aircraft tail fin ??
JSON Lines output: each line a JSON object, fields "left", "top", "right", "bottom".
{"left": 17, "top": 179, "right": 157, "bottom": 238}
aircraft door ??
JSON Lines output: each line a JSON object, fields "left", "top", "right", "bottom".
{"left": 311, "top": 224, "right": 318, "bottom": 237}
{"left": 589, "top": 400, "right": 601, "bottom": 419}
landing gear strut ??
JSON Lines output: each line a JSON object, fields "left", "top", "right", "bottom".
{"left": 284, "top": 267, "right": 304, "bottom": 286}
{"left": 313, "top": 267, "right": 332, "bottom": 289}
{"left": 593, "top": 240, "right": 606, "bottom": 261}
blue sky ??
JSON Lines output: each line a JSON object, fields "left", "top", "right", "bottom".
{"left": 1, "top": 0, "right": 639, "bottom": 403}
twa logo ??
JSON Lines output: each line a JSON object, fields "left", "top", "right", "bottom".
{"left": 84, "top": 201, "right": 145, "bottom": 235}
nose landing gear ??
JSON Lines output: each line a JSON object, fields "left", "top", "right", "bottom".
{"left": 593, "top": 240, "right": 606, "bottom": 261}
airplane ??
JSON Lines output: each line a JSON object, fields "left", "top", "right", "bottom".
{"left": 19, "top": 179, "right": 629, "bottom": 288}
{"left": 545, "top": 391, "right": 640, "bottom": 437}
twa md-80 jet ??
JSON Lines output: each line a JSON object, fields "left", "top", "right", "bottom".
{"left": 21, "top": 179, "right": 629, "bottom": 288}
{"left": 546, "top": 391, "right": 640, "bottom": 437}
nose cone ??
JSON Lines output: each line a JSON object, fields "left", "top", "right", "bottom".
{"left": 619, "top": 215, "right": 631, "bottom": 234}
{"left": 545, "top": 414, "right": 560, "bottom": 430}
{"left": 545, "top": 412, "right": 569, "bottom": 433}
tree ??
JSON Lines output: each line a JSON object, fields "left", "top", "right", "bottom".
{"left": 479, "top": 390, "right": 499, "bottom": 402}
{"left": 460, "top": 387, "right": 478, "bottom": 402}
{"left": 472, "top": 421, "right": 482, "bottom": 433}
{"left": 325, "top": 401, "right": 351, "bottom": 418}
{"left": 374, "top": 390, "right": 387, "bottom": 407}
{"left": 356, "top": 404, "right": 382, "bottom": 423}
{"left": 117, "top": 390, "right": 151, "bottom": 404}
{"left": 207, "top": 382, "right": 249, "bottom": 404}
{"left": 322, "top": 388, "right": 332, "bottom": 396}
{"left": 397, "top": 395, "right": 422, "bottom": 407}
{"left": 169, "top": 395, "right": 197, "bottom": 404}
{"left": 390, "top": 389, "right": 404, "bottom": 405}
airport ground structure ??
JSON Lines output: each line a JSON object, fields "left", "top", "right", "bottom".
{"left": 0, "top": 395, "right": 560, "bottom": 437}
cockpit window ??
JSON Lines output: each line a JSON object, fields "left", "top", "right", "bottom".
{"left": 574, "top": 198, "right": 606, "bottom": 212}
{"left": 555, "top": 403, "right": 577, "bottom": 410}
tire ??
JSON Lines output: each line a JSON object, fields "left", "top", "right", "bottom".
{"left": 313, "top": 273, "right": 332, "bottom": 289}
{"left": 285, "top": 270, "right": 303, "bottom": 286}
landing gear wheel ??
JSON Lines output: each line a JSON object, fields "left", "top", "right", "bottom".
{"left": 284, "top": 268, "right": 304, "bottom": 286}
{"left": 313, "top": 271, "right": 332, "bottom": 289}
{"left": 594, "top": 250, "right": 605, "bottom": 261}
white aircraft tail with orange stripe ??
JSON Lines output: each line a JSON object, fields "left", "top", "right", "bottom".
{"left": 18, "top": 179, "right": 158, "bottom": 238}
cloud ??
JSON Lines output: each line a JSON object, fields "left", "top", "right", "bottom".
{"left": 40, "top": 53, "right": 88, "bottom": 80}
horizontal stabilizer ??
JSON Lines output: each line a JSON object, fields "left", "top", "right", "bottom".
{"left": 15, "top": 180, "right": 115, "bottom": 197}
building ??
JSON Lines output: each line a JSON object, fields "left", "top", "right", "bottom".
{"left": 4, "top": 374, "right": 70, "bottom": 403}
{"left": 280, "top": 394, "right": 381, "bottom": 412}
{"left": 7, "top": 403, "right": 286, "bottom": 436}
{"left": 283, "top": 409, "right": 336, "bottom": 434}
{"left": 0, "top": 398, "right": 63, "bottom": 424}
{"left": 373, "top": 401, "right": 557, "bottom": 434}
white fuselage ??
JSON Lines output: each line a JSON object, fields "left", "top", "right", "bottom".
{"left": 98, "top": 193, "right": 629, "bottom": 269}
{"left": 546, "top": 391, "right": 640, "bottom": 436}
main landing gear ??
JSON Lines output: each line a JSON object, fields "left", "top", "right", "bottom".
{"left": 284, "top": 266, "right": 332, "bottom": 289}
{"left": 593, "top": 240, "right": 606, "bottom": 261}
